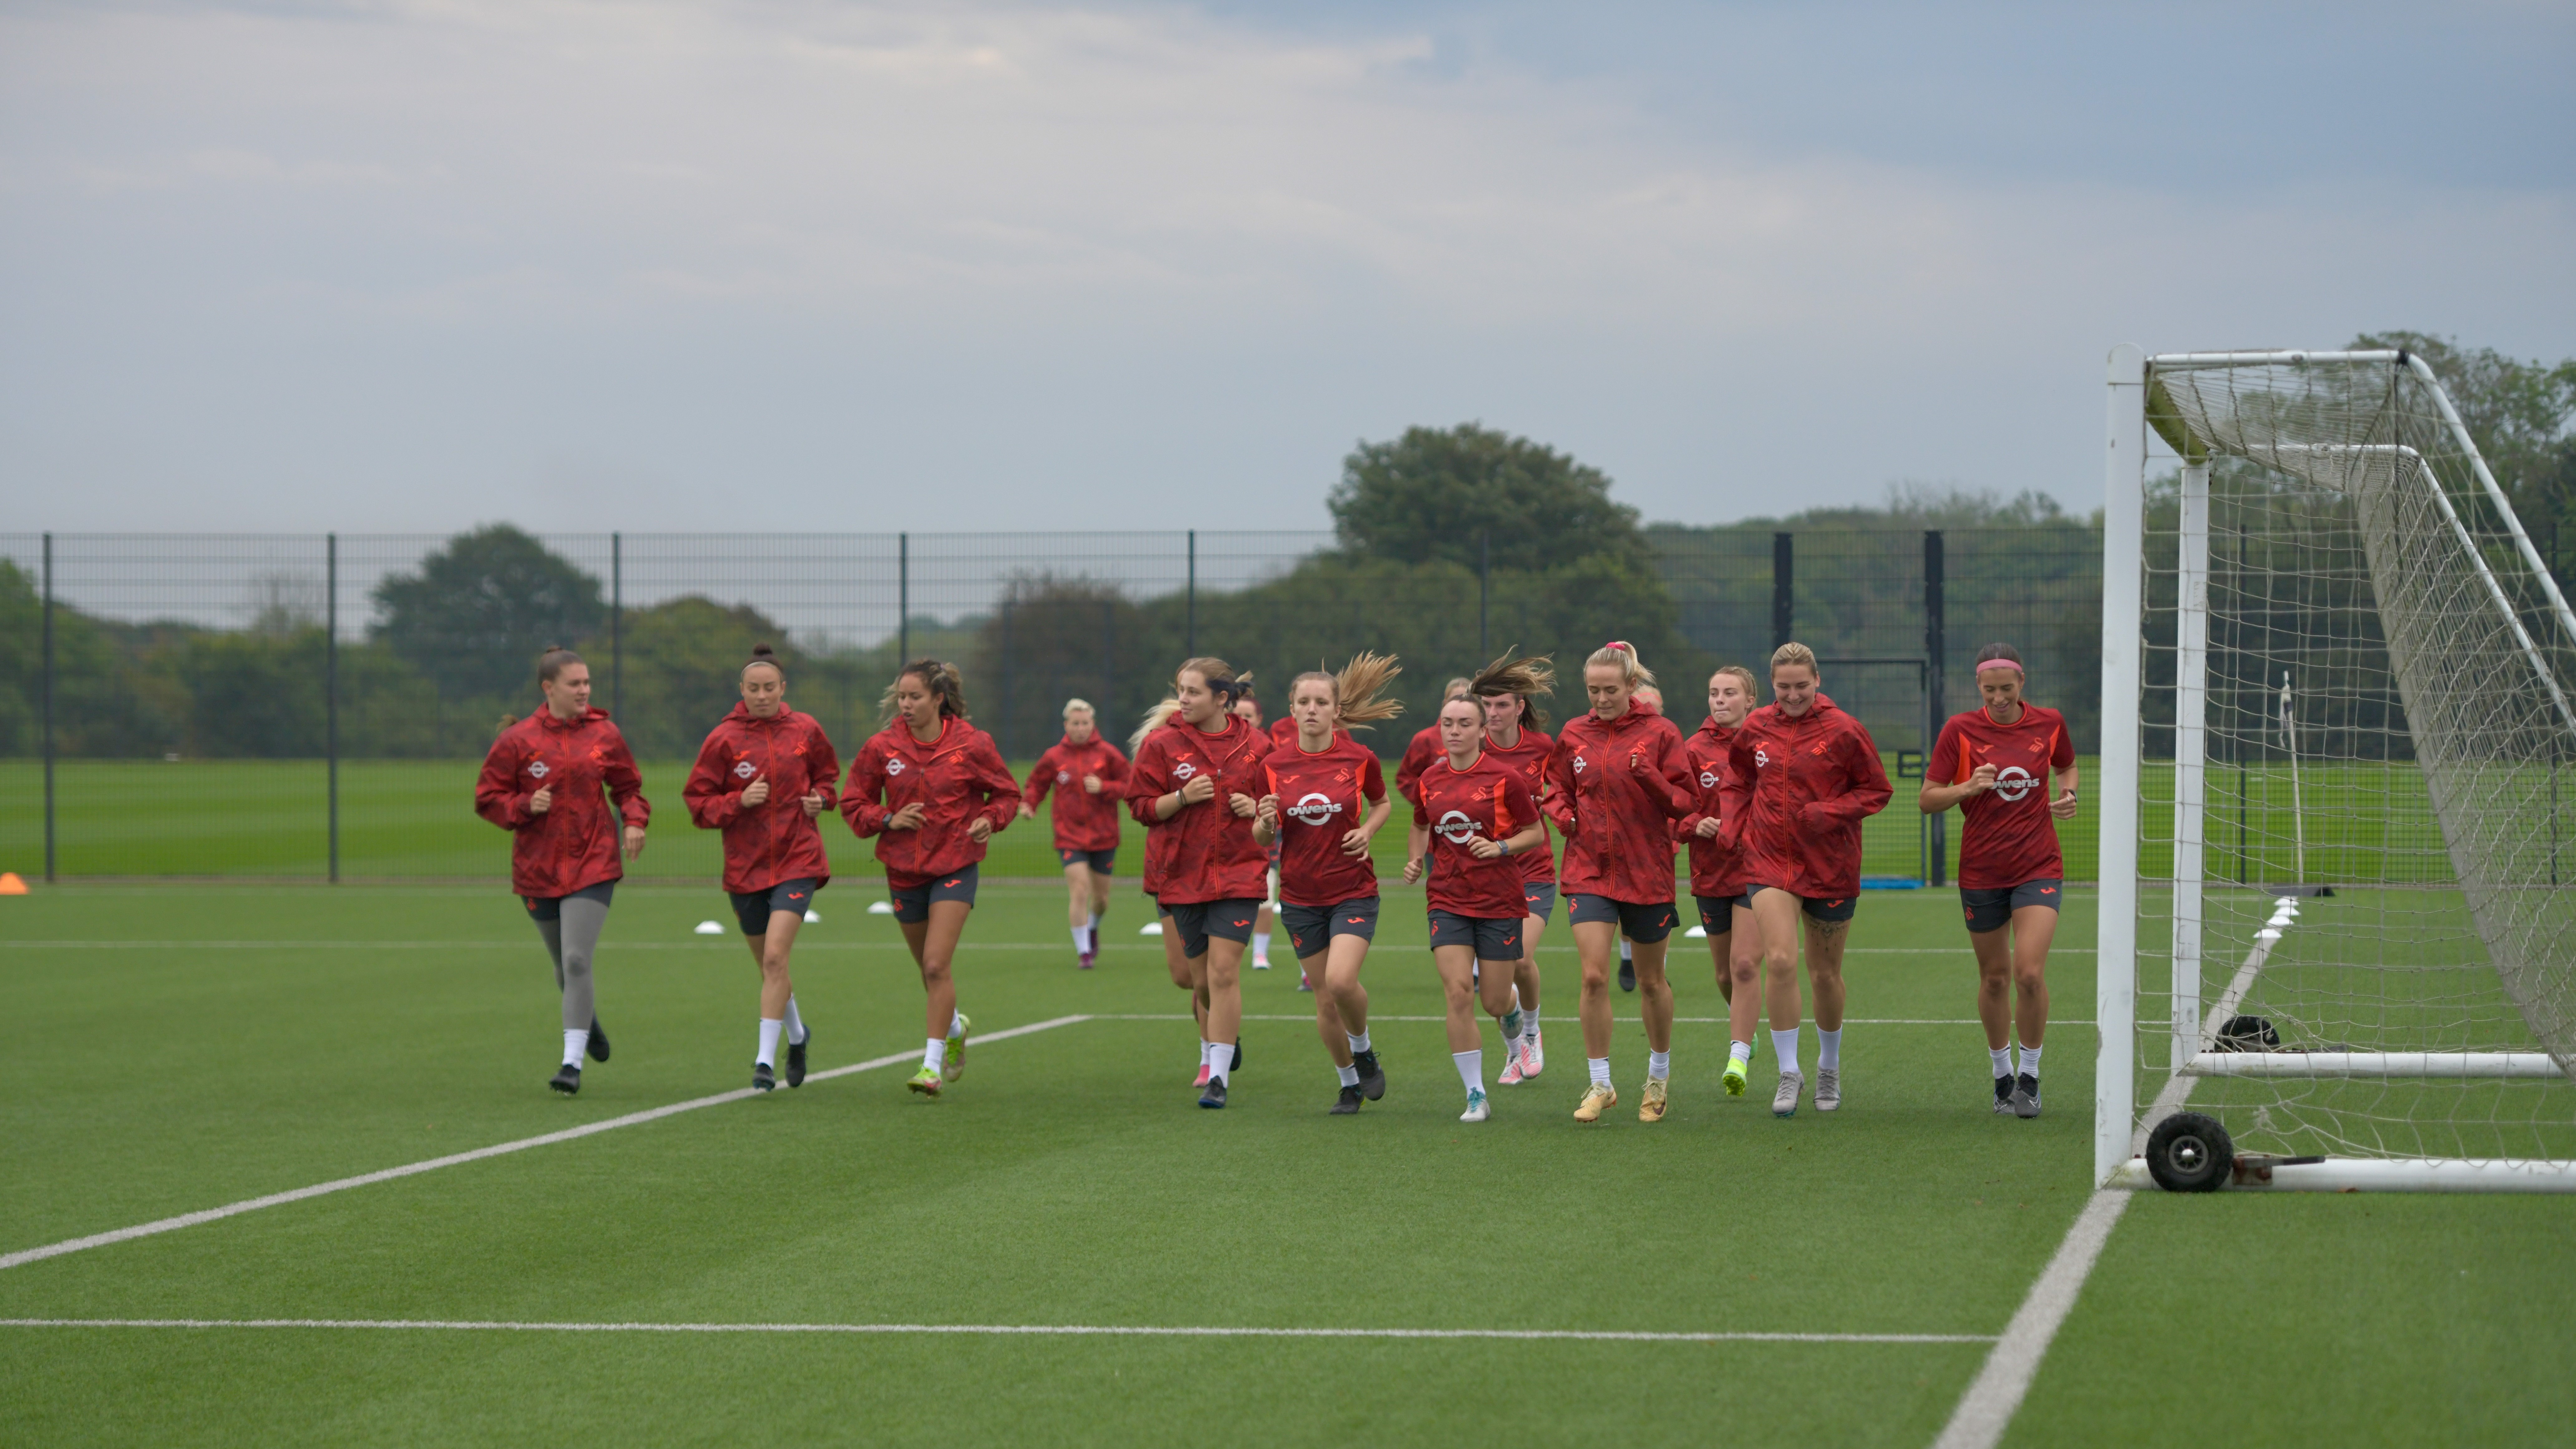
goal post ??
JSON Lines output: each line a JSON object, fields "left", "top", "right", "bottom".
{"left": 2099, "top": 345, "right": 2576, "bottom": 1193}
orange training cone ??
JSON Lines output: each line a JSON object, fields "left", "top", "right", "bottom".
{"left": 0, "top": 872, "right": 27, "bottom": 895}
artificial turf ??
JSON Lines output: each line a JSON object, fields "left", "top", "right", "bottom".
{"left": 0, "top": 882, "right": 2568, "bottom": 1447}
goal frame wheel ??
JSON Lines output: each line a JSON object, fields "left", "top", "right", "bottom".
{"left": 2145, "top": 1111, "right": 2235, "bottom": 1193}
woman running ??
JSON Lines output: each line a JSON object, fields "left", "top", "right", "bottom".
{"left": 1252, "top": 653, "right": 1401, "bottom": 1114}
{"left": 1129, "top": 695, "right": 1216, "bottom": 1080}
{"left": 1127, "top": 657, "right": 1273, "bottom": 1108}
{"left": 683, "top": 645, "right": 839, "bottom": 1093}
{"left": 841, "top": 658, "right": 1020, "bottom": 1098}
{"left": 1682, "top": 665, "right": 1764, "bottom": 1100}
{"left": 474, "top": 646, "right": 649, "bottom": 1096}
{"left": 1722, "top": 642, "right": 1892, "bottom": 1118}
{"left": 1405, "top": 694, "right": 1547, "bottom": 1122}
{"left": 1021, "top": 698, "right": 1129, "bottom": 969}
{"left": 1471, "top": 652, "right": 1557, "bottom": 1086}
{"left": 1230, "top": 688, "right": 1281, "bottom": 972}
{"left": 1920, "top": 642, "right": 2077, "bottom": 1119}
{"left": 1545, "top": 643, "right": 1695, "bottom": 1123}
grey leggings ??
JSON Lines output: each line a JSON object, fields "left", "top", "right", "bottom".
{"left": 530, "top": 881, "right": 614, "bottom": 1032}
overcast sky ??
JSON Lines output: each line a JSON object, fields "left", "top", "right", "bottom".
{"left": 2, "top": 0, "right": 2569, "bottom": 535}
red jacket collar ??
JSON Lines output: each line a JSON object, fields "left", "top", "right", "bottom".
{"left": 887, "top": 715, "right": 960, "bottom": 757}
{"left": 726, "top": 701, "right": 795, "bottom": 727}
{"left": 533, "top": 705, "right": 606, "bottom": 732}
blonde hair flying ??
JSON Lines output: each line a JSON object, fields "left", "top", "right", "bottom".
{"left": 1289, "top": 651, "right": 1406, "bottom": 733}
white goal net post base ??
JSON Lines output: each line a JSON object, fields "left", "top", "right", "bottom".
{"left": 2095, "top": 344, "right": 2576, "bottom": 1194}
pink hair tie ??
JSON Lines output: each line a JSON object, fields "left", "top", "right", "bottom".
{"left": 1975, "top": 660, "right": 2025, "bottom": 677}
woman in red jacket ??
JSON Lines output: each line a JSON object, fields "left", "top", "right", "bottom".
{"left": 1681, "top": 664, "right": 1765, "bottom": 1100}
{"left": 474, "top": 646, "right": 649, "bottom": 1096}
{"left": 1020, "top": 698, "right": 1130, "bottom": 969}
{"left": 1126, "top": 656, "right": 1272, "bottom": 1109}
{"left": 684, "top": 646, "right": 840, "bottom": 1094}
{"left": 1230, "top": 688, "right": 1282, "bottom": 972}
{"left": 1545, "top": 643, "right": 1695, "bottom": 1123}
{"left": 1128, "top": 699, "right": 1201, "bottom": 1060}
{"left": 1253, "top": 653, "right": 1401, "bottom": 1115}
{"left": 1721, "top": 642, "right": 1893, "bottom": 1118}
{"left": 1405, "top": 694, "right": 1547, "bottom": 1123}
{"left": 841, "top": 659, "right": 1020, "bottom": 1098}
{"left": 1471, "top": 652, "right": 1557, "bottom": 1086}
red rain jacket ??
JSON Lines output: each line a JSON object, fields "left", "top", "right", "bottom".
{"left": 1721, "top": 694, "right": 1892, "bottom": 899}
{"left": 1024, "top": 734, "right": 1132, "bottom": 852}
{"left": 1125, "top": 715, "right": 1274, "bottom": 904}
{"left": 1482, "top": 724, "right": 1557, "bottom": 887}
{"left": 840, "top": 716, "right": 1020, "bottom": 888}
{"left": 476, "top": 706, "right": 650, "bottom": 900}
{"left": 1678, "top": 717, "right": 1752, "bottom": 896}
{"left": 684, "top": 703, "right": 842, "bottom": 895}
{"left": 1393, "top": 724, "right": 1442, "bottom": 805}
{"left": 1543, "top": 707, "right": 1694, "bottom": 904}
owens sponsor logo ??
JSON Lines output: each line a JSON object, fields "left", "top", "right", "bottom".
{"left": 1434, "top": 810, "right": 1482, "bottom": 846}
{"left": 1286, "top": 793, "right": 1344, "bottom": 827}
{"left": 527, "top": 760, "right": 550, "bottom": 778}
{"left": 733, "top": 760, "right": 757, "bottom": 779}
{"left": 1992, "top": 765, "right": 2038, "bottom": 802}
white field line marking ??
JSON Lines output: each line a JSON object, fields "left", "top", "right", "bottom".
{"left": 2130, "top": 898, "right": 2298, "bottom": 1156}
{"left": 0, "top": 1016, "right": 1090, "bottom": 1274}
{"left": 1929, "top": 1190, "right": 2130, "bottom": 1449}
{"left": 1095, "top": 1014, "right": 2097, "bottom": 1027}
{"left": 0, "top": 1317, "right": 1993, "bottom": 1345}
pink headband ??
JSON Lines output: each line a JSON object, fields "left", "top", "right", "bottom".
{"left": 1976, "top": 660, "right": 2024, "bottom": 677}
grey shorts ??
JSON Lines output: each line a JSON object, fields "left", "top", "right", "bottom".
{"left": 1281, "top": 896, "right": 1379, "bottom": 958}
{"left": 730, "top": 877, "right": 820, "bottom": 935}
{"left": 1753, "top": 884, "right": 1856, "bottom": 924}
{"left": 524, "top": 880, "right": 615, "bottom": 919}
{"left": 1428, "top": 910, "right": 1523, "bottom": 961}
{"left": 890, "top": 864, "right": 979, "bottom": 923}
{"left": 1521, "top": 881, "right": 1558, "bottom": 923}
{"left": 1961, "top": 878, "right": 2061, "bottom": 933}
{"left": 1058, "top": 847, "right": 1116, "bottom": 873}
{"left": 1566, "top": 894, "right": 1679, "bottom": 944}
{"left": 1694, "top": 891, "right": 1752, "bottom": 930}
{"left": 1167, "top": 898, "right": 1264, "bottom": 959}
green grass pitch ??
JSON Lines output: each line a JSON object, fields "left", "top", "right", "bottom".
{"left": 2, "top": 882, "right": 2569, "bottom": 1445}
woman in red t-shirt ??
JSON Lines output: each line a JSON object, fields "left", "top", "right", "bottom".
{"left": 1404, "top": 695, "right": 1547, "bottom": 1123}
{"left": 1126, "top": 657, "right": 1273, "bottom": 1109}
{"left": 1252, "top": 653, "right": 1401, "bottom": 1115}
{"left": 1469, "top": 652, "right": 1558, "bottom": 1086}
{"left": 841, "top": 659, "right": 1020, "bottom": 1098}
{"left": 1919, "top": 642, "right": 2078, "bottom": 1120}
{"left": 1019, "top": 698, "right": 1130, "bottom": 969}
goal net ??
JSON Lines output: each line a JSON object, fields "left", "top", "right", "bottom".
{"left": 2097, "top": 347, "right": 2576, "bottom": 1192}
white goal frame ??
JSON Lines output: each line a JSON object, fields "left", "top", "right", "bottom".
{"left": 2095, "top": 344, "right": 2576, "bottom": 1193}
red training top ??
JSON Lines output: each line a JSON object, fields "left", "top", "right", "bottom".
{"left": 1125, "top": 714, "right": 1274, "bottom": 904}
{"left": 1023, "top": 734, "right": 1132, "bottom": 853}
{"left": 1270, "top": 715, "right": 1299, "bottom": 748}
{"left": 1410, "top": 748, "right": 1541, "bottom": 920}
{"left": 1262, "top": 731, "right": 1385, "bottom": 906}
{"left": 683, "top": 703, "right": 842, "bottom": 895}
{"left": 476, "top": 706, "right": 651, "bottom": 900}
{"left": 1932, "top": 703, "right": 2076, "bottom": 889}
{"left": 1481, "top": 724, "right": 1557, "bottom": 887}
{"left": 1544, "top": 706, "right": 1694, "bottom": 904}
{"left": 840, "top": 715, "right": 1020, "bottom": 888}
{"left": 1678, "top": 717, "right": 1751, "bottom": 897}
{"left": 1721, "top": 693, "right": 1893, "bottom": 900}
{"left": 1393, "top": 724, "right": 1442, "bottom": 806}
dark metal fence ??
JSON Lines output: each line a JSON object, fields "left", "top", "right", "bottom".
{"left": 0, "top": 526, "right": 2106, "bottom": 882}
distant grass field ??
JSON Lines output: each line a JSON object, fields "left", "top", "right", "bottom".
{"left": 2, "top": 882, "right": 2569, "bottom": 1446}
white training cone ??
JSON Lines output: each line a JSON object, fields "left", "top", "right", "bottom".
{"left": 1685, "top": 925, "right": 1709, "bottom": 939}
{"left": 693, "top": 920, "right": 724, "bottom": 935}
{"left": 804, "top": 909, "right": 822, "bottom": 923}
{"left": 868, "top": 900, "right": 896, "bottom": 916}
{"left": 1140, "top": 921, "right": 1164, "bottom": 936}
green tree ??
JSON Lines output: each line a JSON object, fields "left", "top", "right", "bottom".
{"left": 370, "top": 526, "right": 605, "bottom": 702}
{"left": 2352, "top": 332, "right": 2576, "bottom": 579}
{"left": 1330, "top": 424, "right": 1650, "bottom": 571}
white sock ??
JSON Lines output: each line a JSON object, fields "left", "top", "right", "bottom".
{"left": 1088, "top": 910, "right": 1102, "bottom": 931}
{"left": 1729, "top": 1039, "right": 1753, "bottom": 1066}
{"left": 1500, "top": 1006, "right": 1523, "bottom": 1039}
{"left": 1587, "top": 1056, "right": 1612, "bottom": 1088}
{"left": 1990, "top": 1046, "right": 2013, "bottom": 1079}
{"left": 1522, "top": 1006, "right": 1540, "bottom": 1040}
{"left": 1347, "top": 1030, "right": 1371, "bottom": 1055}
{"left": 1772, "top": 1027, "right": 1801, "bottom": 1076}
{"left": 1072, "top": 927, "right": 1088, "bottom": 953}
{"left": 922, "top": 1037, "right": 945, "bottom": 1072}
{"left": 1453, "top": 1049, "right": 1483, "bottom": 1094}
{"left": 562, "top": 1028, "right": 588, "bottom": 1067}
{"left": 1337, "top": 1063, "right": 1359, "bottom": 1087}
{"left": 758, "top": 1018, "right": 783, "bottom": 1069}
{"left": 1210, "top": 1043, "right": 1232, "bottom": 1084}
{"left": 783, "top": 995, "right": 807, "bottom": 1046}
{"left": 2018, "top": 1042, "right": 2042, "bottom": 1077}
{"left": 1648, "top": 1049, "right": 1671, "bottom": 1081}
{"left": 1252, "top": 930, "right": 1271, "bottom": 960}
{"left": 1818, "top": 1027, "right": 1842, "bottom": 1071}
{"left": 1619, "top": 938, "right": 1633, "bottom": 963}
{"left": 949, "top": 1010, "right": 967, "bottom": 1039}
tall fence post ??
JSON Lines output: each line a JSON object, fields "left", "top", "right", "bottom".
{"left": 41, "top": 532, "right": 55, "bottom": 885}
{"left": 1185, "top": 530, "right": 1198, "bottom": 658}
{"left": 1772, "top": 532, "right": 1794, "bottom": 650}
{"left": 898, "top": 532, "right": 910, "bottom": 666}
{"left": 999, "top": 597, "right": 1014, "bottom": 757}
{"left": 1478, "top": 530, "right": 1490, "bottom": 660}
{"left": 1103, "top": 599, "right": 1116, "bottom": 718}
{"left": 1924, "top": 529, "right": 1945, "bottom": 887}
{"left": 327, "top": 532, "right": 339, "bottom": 885}
{"left": 610, "top": 532, "right": 623, "bottom": 721}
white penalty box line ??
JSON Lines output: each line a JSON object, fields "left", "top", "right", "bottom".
{"left": 0, "top": 1318, "right": 1993, "bottom": 1346}
{"left": 0, "top": 1015, "right": 1093, "bottom": 1274}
